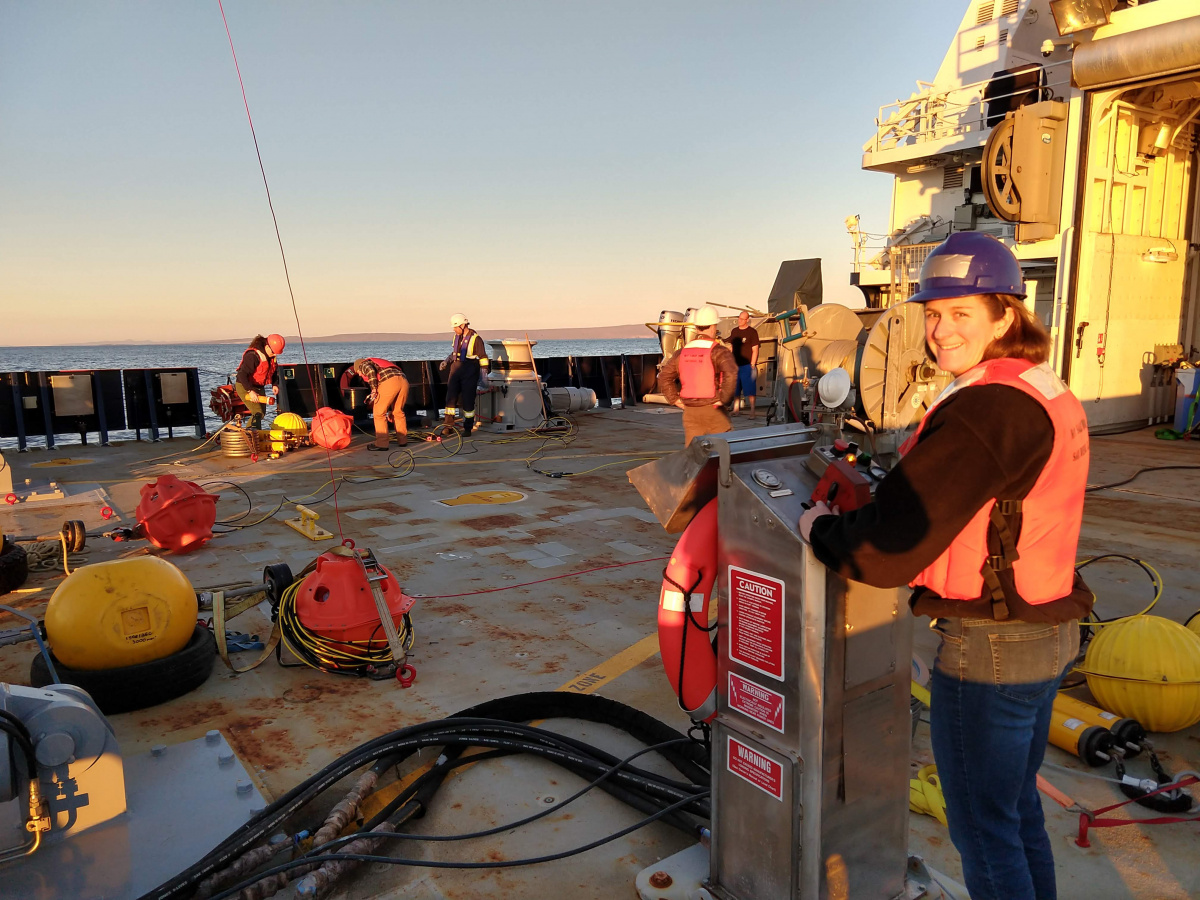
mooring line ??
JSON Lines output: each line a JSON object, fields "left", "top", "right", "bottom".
{"left": 216, "top": 0, "right": 346, "bottom": 540}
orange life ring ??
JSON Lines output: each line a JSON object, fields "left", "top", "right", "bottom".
{"left": 658, "top": 499, "right": 718, "bottom": 722}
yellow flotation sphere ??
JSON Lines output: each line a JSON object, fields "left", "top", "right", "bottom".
{"left": 45, "top": 557, "right": 198, "bottom": 670}
{"left": 271, "top": 412, "right": 308, "bottom": 436}
{"left": 1082, "top": 615, "right": 1200, "bottom": 733}
{"left": 1187, "top": 611, "right": 1200, "bottom": 641}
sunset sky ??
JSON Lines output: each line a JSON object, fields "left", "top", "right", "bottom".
{"left": 1, "top": 2, "right": 964, "bottom": 346}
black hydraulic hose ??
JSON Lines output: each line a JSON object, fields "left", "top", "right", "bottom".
{"left": 206, "top": 790, "right": 710, "bottom": 900}
{"left": 0, "top": 716, "right": 37, "bottom": 780}
{"left": 138, "top": 694, "right": 709, "bottom": 900}
{"left": 140, "top": 726, "right": 702, "bottom": 900}
{"left": 349, "top": 738, "right": 706, "bottom": 850}
{"left": 454, "top": 691, "right": 710, "bottom": 785}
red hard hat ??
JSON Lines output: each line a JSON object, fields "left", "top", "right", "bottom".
{"left": 267, "top": 334, "right": 286, "bottom": 354}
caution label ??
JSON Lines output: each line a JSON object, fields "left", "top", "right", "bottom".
{"left": 727, "top": 736, "right": 783, "bottom": 801}
{"left": 728, "top": 672, "right": 785, "bottom": 733}
{"left": 728, "top": 566, "right": 785, "bottom": 681}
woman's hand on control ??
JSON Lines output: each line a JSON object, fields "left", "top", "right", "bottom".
{"left": 799, "top": 500, "right": 838, "bottom": 543}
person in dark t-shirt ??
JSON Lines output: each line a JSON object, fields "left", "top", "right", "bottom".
{"left": 726, "top": 311, "right": 760, "bottom": 417}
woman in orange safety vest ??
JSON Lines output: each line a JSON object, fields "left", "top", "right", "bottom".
{"left": 235, "top": 333, "right": 285, "bottom": 430}
{"left": 799, "top": 233, "right": 1091, "bottom": 900}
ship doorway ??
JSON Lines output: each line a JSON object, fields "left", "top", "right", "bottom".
{"left": 1068, "top": 73, "right": 1200, "bottom": 429}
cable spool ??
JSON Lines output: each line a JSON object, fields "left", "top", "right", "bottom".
{"left": 1053, "top": 693, "right": 1146, "bottom": 757}
{"left": 793, "top": 305, "right": 866, "bottom": 376}
{"left": 220, "top": 425, "right": 257, "bottom": 459}
{"left": 816, "top": 340, "right": 860, "bottom": 376}
{"left": 1049, "top": 706, "right": 1115, "bottom": 766}
{"left": 1079, "top": 616, "right": 1200, "bottom": 733}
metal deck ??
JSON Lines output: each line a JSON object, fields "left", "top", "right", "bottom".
{"left": 2, "top": 408, "right": 1198, "bottom": 899}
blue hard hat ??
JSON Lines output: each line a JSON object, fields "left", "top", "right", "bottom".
{"left": 907, "top": 232, "right": 1026, "bottom": 302}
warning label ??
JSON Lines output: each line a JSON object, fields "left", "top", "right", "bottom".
{"left": 727, "top": 736, "right": 783, "bottom": 801}
{"left": 728, "top": 566, "right": 785, "bottom": 680}
{"left": 728, "top": 672, "right": 785, "bottom": 733}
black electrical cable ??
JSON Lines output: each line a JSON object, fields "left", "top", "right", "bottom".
{"left": 200, "top": 480, "right": 255, "bottom": 525}
{"left": 324, "top": 737, "right": 694, "bottom": 856}
{"left": 204, "top": 789, "right": 710, "bottom": 900}
{"left": 136, "top": 693, "right": 707, "bottom": 900}
{"left": 1085, "top": 464, "right": 1200, "bottom": 493}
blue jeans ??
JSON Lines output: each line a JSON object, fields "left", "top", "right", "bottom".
{"left": 735, "top": 364, "right": 756, "bottom": 398}
{"left": 929, "top": 618, "right": 1078, "bottom": 900}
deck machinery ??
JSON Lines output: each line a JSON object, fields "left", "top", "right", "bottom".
{"left": 630, "top": 427, "right": 918, "bottom": 900}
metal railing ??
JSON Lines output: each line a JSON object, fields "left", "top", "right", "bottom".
{"left": 864, "top": 73, "right": 1072, "bottom": 155}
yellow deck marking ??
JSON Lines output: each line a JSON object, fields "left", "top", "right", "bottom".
{"left": 436, "top": 490, "right": 526, "bottom": 507}
{"left": 556, "top": 633, "right": 661, "bottom": 694}
{"left": 355, "top": 631, "right": 665, "bottom": 825}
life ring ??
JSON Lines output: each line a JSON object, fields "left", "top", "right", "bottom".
{"left": 658, "top": 499, "right": 718, "bottom": 722}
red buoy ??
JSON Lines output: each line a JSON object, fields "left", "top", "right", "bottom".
{"left": 135, "top": 474, "right": 217, "bottom": 554}
{"left": 296, "top": 549, "right": 415, "bottom": 643}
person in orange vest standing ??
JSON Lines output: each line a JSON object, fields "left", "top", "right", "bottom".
{"left": 657, "top": 306, "right": 738, "bottom": 446}
{"left": 799, "top": 232, "right": 1092, "bottom": 900}
{"left": 235, "top": 333, "right": 285, "bottom": 430}
{"left": 352, "top": 358, "right": 410, "bottom": 450}
{"left": 439, "top": 313, "right": 489, "bottom": 436}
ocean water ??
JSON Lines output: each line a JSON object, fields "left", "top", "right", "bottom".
{"left": 0, "top": 339, "right": 661, "bottom": 449}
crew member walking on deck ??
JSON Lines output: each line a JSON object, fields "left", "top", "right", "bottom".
{"left": 352, "top": 358, "right": 409, "bottom": 450}
{"left": 657, "top": 306, "right": 738, "bottom": 446}
{"left": 799, "top": 233, "right": 1092, "bottom": 900}
{"left": 439, "top": 313, "right": 488, "bottom": 435}
{"left": 727, "top": 311, "right": 760, "bottom": 418}
{"left": 235, "top": 333, "right": 285, "bottom": 430}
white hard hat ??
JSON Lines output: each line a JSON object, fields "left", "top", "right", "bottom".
{"left": 450, "top": 313, "right": 469, "bottom": 328}
{"left": 817, "top": 368, "right": 852, "bottom": 408}
{"left": 694, "top": 306, "right": 721, "bottom": 327}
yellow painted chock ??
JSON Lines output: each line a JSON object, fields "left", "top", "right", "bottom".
{"left": 283, "top": 504, "right": 334, "bottom": 541}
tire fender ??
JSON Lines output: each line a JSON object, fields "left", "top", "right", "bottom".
{"left": 658, "top": 499, "right": 718, "bottom": 722}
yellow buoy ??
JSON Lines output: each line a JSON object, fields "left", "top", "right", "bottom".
{"left": 1080, "top": 615, "right": 1200, "bottom": 733}
{"left": 271, "top": 412, "right": 308, "bottom": 436}
{"left": 1187, "top": 611, "right": 1200, "bottom": 641}
{"left": 45, "top": 557, "right": 198, "bottom": 670}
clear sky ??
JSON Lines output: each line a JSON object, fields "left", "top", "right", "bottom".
{"left": 0, "top": 2, "right": 965, "bottom": 346}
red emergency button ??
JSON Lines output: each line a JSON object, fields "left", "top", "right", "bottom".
{"left": 833, "top": 439, "right": 850, "bottom": 454}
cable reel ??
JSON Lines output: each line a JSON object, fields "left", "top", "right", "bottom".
{"left": 982, "top": 116, "right": 1021, "bottom": 222}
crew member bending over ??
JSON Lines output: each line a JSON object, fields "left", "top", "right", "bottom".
{"left": 799, "top": 232, "right": 1091, "bottom": 900}
{"left": 236, "top": 333, "right": 285, "bottom": 430}
{"left": 439, "top": 313, "right": 488, "bottom": 436}
{"left": 352, "top": 358, "right": 409, "bottom": 450}
{"left": 657, "top": 306, "right": 737, "bottom": 446}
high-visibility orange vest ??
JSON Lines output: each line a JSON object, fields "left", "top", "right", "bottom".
{"left": 679, "top": 339, "right": 718, "bottom": 399}
{"left": 250, "top": 348, "right": 276, "bottom": 387}
{"left": 905, "top": 358, "right": 1088, "bottom": 605}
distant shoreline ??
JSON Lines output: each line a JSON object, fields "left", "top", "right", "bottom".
{"left": 4, "top": 323, "right": 654, "bottom": 349}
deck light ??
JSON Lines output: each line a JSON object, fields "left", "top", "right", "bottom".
{"left": 1049, "top": 0, "right": 1114, "bottom": 36}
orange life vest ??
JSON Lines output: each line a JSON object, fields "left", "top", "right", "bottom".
{"left": 905, "top": 358, "right": 1088, "bottom": 607}
{"left": 679, "top": 339, "right": 718, "bottom": 400}
{"left": 251, "top": 348, "right": 276, "bottom": 388}
{"left": 369, "top": 357, "right": 399, "bottom": 372}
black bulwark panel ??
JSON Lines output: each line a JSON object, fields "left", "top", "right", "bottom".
{"left": 123, "top": 368, "right": 206, "bottom": 439}
{"left": 1, "top": 371, "right": 125, "bottom": 447}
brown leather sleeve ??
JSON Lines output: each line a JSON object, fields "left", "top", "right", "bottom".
{"left": 658, "top": 353, "right": 681, "bottom": 404}
{"left": 712, "top": 346, "right": 739, "bottom": 405}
